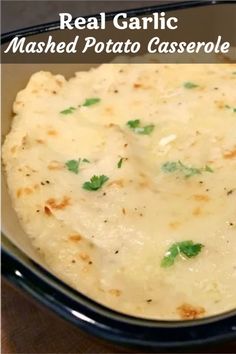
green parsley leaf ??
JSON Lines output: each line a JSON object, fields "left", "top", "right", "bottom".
{"left": 127, "top": 120, "right": 155, "bottom": 135}
{"left": 179, "top": 241, "right": 204, "bottom": 258}
{"left": 204, "top": 165, "right": 214, "bottom": 173}
{"left": 224, "top": 105, "right": 236, "bottom": 113}
{"left": 65, "top": 158, "right": 90, "bottom": 174}
{"left": 82, "top": 98, "right": 101, "bottom": 107}
{"left": 60, "top": 107, "right": 76, "bottom": 115}
{"left": 83, "top": 175, "right": 109, "bottom": 191}
{"left": 65, "top": 159, "right": 81, "bottom": 174}
{"left": 161, "top": 160, "right": 213, "bottom": 178}
{"left": 184, "top": 82, "right": 199, "bottom": 89}
{"left": 127, "top": 119, "right": 140, "bottom": 129}
{"left": 161, "top": 161, "right": 178, "bottom": 173}
{"left": 161, "top": 240, "right": 204, "bottom": 268}
{"left": 161, "top": 244, "right": 179, "bottom": 267}
{"left": 178, "top": 160, "right": 202, "bottom": 178}
{"left": 117, "top": 158, "right": 124, "bottom": 168}
{"left": 136, "top": 124, "right": 155, "bottom": 135}
{"left": 233, "top": 72, "right": 236, "bottom": 75}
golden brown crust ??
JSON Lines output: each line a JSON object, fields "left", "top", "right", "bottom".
{"left": 177, "top": 303, "right": 205, "bottom": 320}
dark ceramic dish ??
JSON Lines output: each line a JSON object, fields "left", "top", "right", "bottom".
{"left": 2, "top": 1, "right": 236, "bottom": 349}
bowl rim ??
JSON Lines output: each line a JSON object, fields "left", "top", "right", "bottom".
{"left": 2, "top": 0, "right": 236, "bottom": 349}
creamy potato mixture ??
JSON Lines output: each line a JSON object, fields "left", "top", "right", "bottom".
{"left": 2, "top": 64, "right": 236, "bottom": 320}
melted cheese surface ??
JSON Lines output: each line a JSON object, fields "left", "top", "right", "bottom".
{"left": 3, "top": 64, "right": 236, "bottom": 320}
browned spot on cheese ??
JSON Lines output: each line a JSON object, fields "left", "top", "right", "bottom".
{"left": 36, "top": 139, "right": 45, "bottom": 144}
{"left": 16, "top": 188, "right": 22, "bottom": 198}
{"left": 79, "top": 253, "right": 90, "bottom": 262}
{"left": 44, "top": 206, "right": 52, "bottom": 216}
{"left": 214, "top": 100, "right": 226, "bottom": 109}
{"left": 138, "top": 177, "right": 153, "bottom": 189}
{"left": 24, "top": 188, "right": 33, "bottom": 195}
{"left": 16, "top": 187, "right": 33, "bottom": 198}
{"left": 223, "top": 148, "right": 236, "bottom": 159}
{"left": 69, "top": 234, "right": 82, "bottom": 242}
{"left": 169, "top": 221, "right": 181, "bottom": 229}
{"left": 46, "top": 196, "right": 71, "bottom": 210}
{"left": 47, "top": 130, "right": 58, "bottom": 136}
{"left": 177, "top": 303, "right": 205, "bottom": 320}
{"left": 134, "top": 83, "right": 152, "bottom": 90}
{"left": 48, "top": 161, "right": 64, "bottom": 170}
{"left": 192, "top": 207, "right": 202, "bottom": 216}
{"left": 33, "top": 184, "right": 40, "bottom": 190}
{"left": 133, "top": 83, "right": 142, "bottom": 88}
{"left": 139, "top": 180, "right": 150, "bottom": 188}
{"left": 122, "top": 208, "right": 126, "bottom": 215}
{"left": 193, "top": 194, "right": 210, "bottom": 202}
{"left": 10, "top": 145, "right": 17, "bottom": 153}
{"left": 108, "top": 179, "right": 124, "bottom": 188}
{"left": 109, "top": 289, "right": 122, "bottom": 297}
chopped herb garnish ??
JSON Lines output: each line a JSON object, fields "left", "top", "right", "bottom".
{"left": 224, "top": 104, "right": 236, "bottom": 113}
{"left": 233, "top": 72, "right": 236, "bottom": 75}
{"left": 65, "top": 159, "right": 80, "bottom": 174}
{"left": 161, "top": 240, "right": 204, "bottom": 268}
{"left": 83, "top": 175, "right": 109, "bottom": 191}
{"left": 66, "top": 158, "right": 90, "bottom": 174}
{"left": 117, "top": 158, "right": 124, "bottom": 168}
{"left": 138, "top": 125, "right": 155, "bottom": 135}
{"left": 161, "top": 161, "right": 178, "bottom": 173}
{"left": 204, "top": 165, "right": 214, "bottom": 173}
{"left": 82, "top": 98, "right": 100, "bottom": 107}
{"left": 127, "top": 119, "right": 155, "bottom": 135}
{"left": 178, "top": 160, "right": 202, "bottom": 178}
{"left": 60, "top": 106, "right": 76, "bottom": 114}
{"left": 184, "top": 82, "right": 199, "bottom": 89}
{"left": 161, "top": 160, "right": 213, "bottom": 178}
{"left": 127, "top": 119, "right": 140, "bottom": 129}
